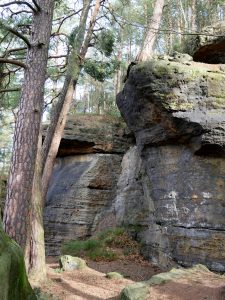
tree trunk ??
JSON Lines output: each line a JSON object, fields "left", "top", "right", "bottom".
{"left": 41, "top": 0, "right": 101, "bottom": 200}
{"left": 25, "top": 133, "right": 46, "bottom": 282}
{"left": 3, "top": 1, "right": 54, "bottom": 251}
{"left": 138, "top": 0, "right": 165, "bottom": 61}
{"left": 22, "top": 0, "right": 101, "bottom": 279}
{"left": 190, "top": 0, "right": 197, "bottom": 32}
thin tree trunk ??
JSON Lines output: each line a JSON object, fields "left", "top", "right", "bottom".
{"left": 191, "top": 0, "right": 197, "bottom": 32}
{"left": 179, "top": 0, "right": 188, "bottom": 30}
{"left": 41, "top": 0, "right": 101, "bottom": 200}
{"left": 3, "top": 0, "right": 54, "bottom": 251}
{"left": 138, "top": 0, "right": 165, "bottom": 61}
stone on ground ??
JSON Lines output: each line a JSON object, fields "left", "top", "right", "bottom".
{"left": 59, "top": 255, "right": 86, "bottom": 271}
{"left": 106, "top": 271, "right": 124, "bottom": 279}
{"left": 119, "top": 264, "right": 211, "bottom": 300}
{"left": 119, "top": 282, "right": 149, "bottom": 300}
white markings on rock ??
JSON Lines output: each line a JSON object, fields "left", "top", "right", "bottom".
{"left": 202, "top": 192, "right": 212, "bottom": 199}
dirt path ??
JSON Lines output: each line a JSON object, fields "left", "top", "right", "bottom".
{"left": 42, "top": 263, "right": 133, "bottom": 299}
{"left": 40, "top": 257, "right": 225, "bottom": 300}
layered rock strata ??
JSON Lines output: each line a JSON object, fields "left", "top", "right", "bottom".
{"left": 44, "top": 115, "right": 132, "bottom": 255}
{"left": 117, "top": 57, "right": 225, "bottom": 271}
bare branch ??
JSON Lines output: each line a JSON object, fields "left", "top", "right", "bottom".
{"left": 0, "top": 1, "right": 37, "bottom": 13}
{"left": 2, "top": 47, "right": 27, "bottom": 57}
{"left": 11, "top": 10, "right": 32, "bottom": 17}
{"left": 0, "top": 58, "right": 26, "bottom": 68}
{"left": 56, "top": 8, "right": 84, "bottom": 33}
{"left": 0, "top": 20, "right": 31, "bottom": 48}
{"left": 0, "top": 88, "right": 20, "bottom": 93}
{"left": 31, "top": 0, "right": 40, "bottom": 11}
{"left": 48, "top": 54, "right": 67, "bottom": 59}
{"left": 51, "top": 32, "right": 68, "bottom": 38}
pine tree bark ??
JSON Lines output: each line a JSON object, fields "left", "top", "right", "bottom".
{"left": 3, "top": 0, "right": 54, "bottom": 251}
{"left": 138, "top": 0, "right": 165, "bottom": 61}
{"left": 25, "top": 133, "right": 46, "bottom": 282}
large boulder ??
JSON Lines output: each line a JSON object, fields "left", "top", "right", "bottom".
{"left": 117, "top": 57, "right": 225, "bottom": 271}
{"left": 0, "top": 223, "right": 36, "bottom": 300}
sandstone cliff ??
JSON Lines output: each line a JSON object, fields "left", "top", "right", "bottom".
{"left": 44, "top": 115, "right": 132, "bottom": 255}
{"left": 116, "top": 55, "right": 225, "bottom": 271}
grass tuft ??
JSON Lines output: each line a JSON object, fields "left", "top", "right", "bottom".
{"left": 61, "top": 227, "right": 139, "bottom": 261}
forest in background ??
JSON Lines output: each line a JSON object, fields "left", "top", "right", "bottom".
{"left": 1, "top": 0, "right": 225, "bottom": 152}
{"left": 0, "top": 0, "right": 225, "bottom": 288}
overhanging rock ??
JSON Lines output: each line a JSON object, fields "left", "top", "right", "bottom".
{"left": 116, "top": 56, "right": 225, "bottom": 271}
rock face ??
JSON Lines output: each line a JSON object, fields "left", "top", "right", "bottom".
{"left": 54, "top": 114, "right": 132, "bottom": 156}
{"left": 185, "top": 21, "right": 225, "bottom": 63}
{"left": 0, "top": 222, "right": 36, "bottom": 300}
{"left": 44, "top": 115, "right": 131, "bottom": 255}
{"left": 116, "top": 57, "right": 225, "bottom": 271}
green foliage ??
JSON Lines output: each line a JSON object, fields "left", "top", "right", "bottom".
{"left": 62, "top": 237, "right": 117, "bottom": 261}
{"left": 84, "top": 59, "right": 120, "bottom": 82}
{"left": 97, "top": 227, "right": 125, "bottom": 243}
{"left": 68, "top": 27, "right": 79, "bottom": 46}
{"left": 95, "top": 30, "right": 115, "bottom": 57}
{"left": 62, "top": 238, "right": 103, "bottom": 254}
{"left": 62, "top": 227, "right": 127, "bottom": 261}
{"left": 88, "top": 248, "right": 117, "bottom": 261}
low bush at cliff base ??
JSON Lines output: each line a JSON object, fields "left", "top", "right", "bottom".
{"left": 61, "top": 227, "right": 140, "bottom": 261}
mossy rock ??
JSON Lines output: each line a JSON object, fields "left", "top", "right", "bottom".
{"left": 119, "top": 264, "right": 211, "bottom": 300}
{"left": 106, "top": 272, "right": 123, "bottom": 279}
{"left": 59, "top": 255, "right": 86, "bottom": 271}
{"left": 119, "top": 282, "right": 149, "bottom": 300}
{"left": 0, "top": 223, "right": 36, "bottom": 300}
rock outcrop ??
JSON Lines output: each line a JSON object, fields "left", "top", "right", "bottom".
{"left": 185, "top": 21, "right": 225, "bottom": 63}
{"left": 0, "top": 222, "right": 36, "bottom": 300}
{"left": 44, "top": 115, "right": 132, "bottom": 255}
{"left": 54, "top": 114, "right": 132, "bottom": 156}
{"left": 119, "top": 265, "right": 215, "bottom": 300}
{"left": 117, "top": 57, "right": 225, "bottom": 271}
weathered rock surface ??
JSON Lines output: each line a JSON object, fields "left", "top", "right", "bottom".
{"left": 115, "top": 146, "right": 153, "bottom": 231}
{"left": 116, "top": 58, "right": 225, "bottom": 271}
{"left": 0, "top": 222, "right": 36, "bottom": 300}
{"left": 185, "top": 21, "right": 225, "bottom": 63}
{"left": 52, "top": 115, "right": 133, "bottom": 156}
{"left": 119, "top": 265, "right": 211, "bottom": 300}
{"left": 106, "top": 272, "right": 124, "bottom": 279}
{"left": 59, "top": 255, "right": 86, "bottom": 271}
{"left": 44, "top": 115, "right": 131, "bottom": 255}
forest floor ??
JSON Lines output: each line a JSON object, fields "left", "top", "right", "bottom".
{"left": 39, "top": 256, "right": 225, "bottom": 300}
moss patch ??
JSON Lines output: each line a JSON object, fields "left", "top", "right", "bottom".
{"left": 0, "top": 223, "right": 36, "bottom": 300}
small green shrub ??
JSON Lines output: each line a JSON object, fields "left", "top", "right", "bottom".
{"left": 61, "top": 239, "right": 103, "bottom": 256}
{"left": 88, "top": 248, "right": 118, "bottom": 261}
{"left": 97, "top": 227, "right": 125, "bottom": 243}
{"left": 61, "top": 227, "right": 137, "bottom": 262}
